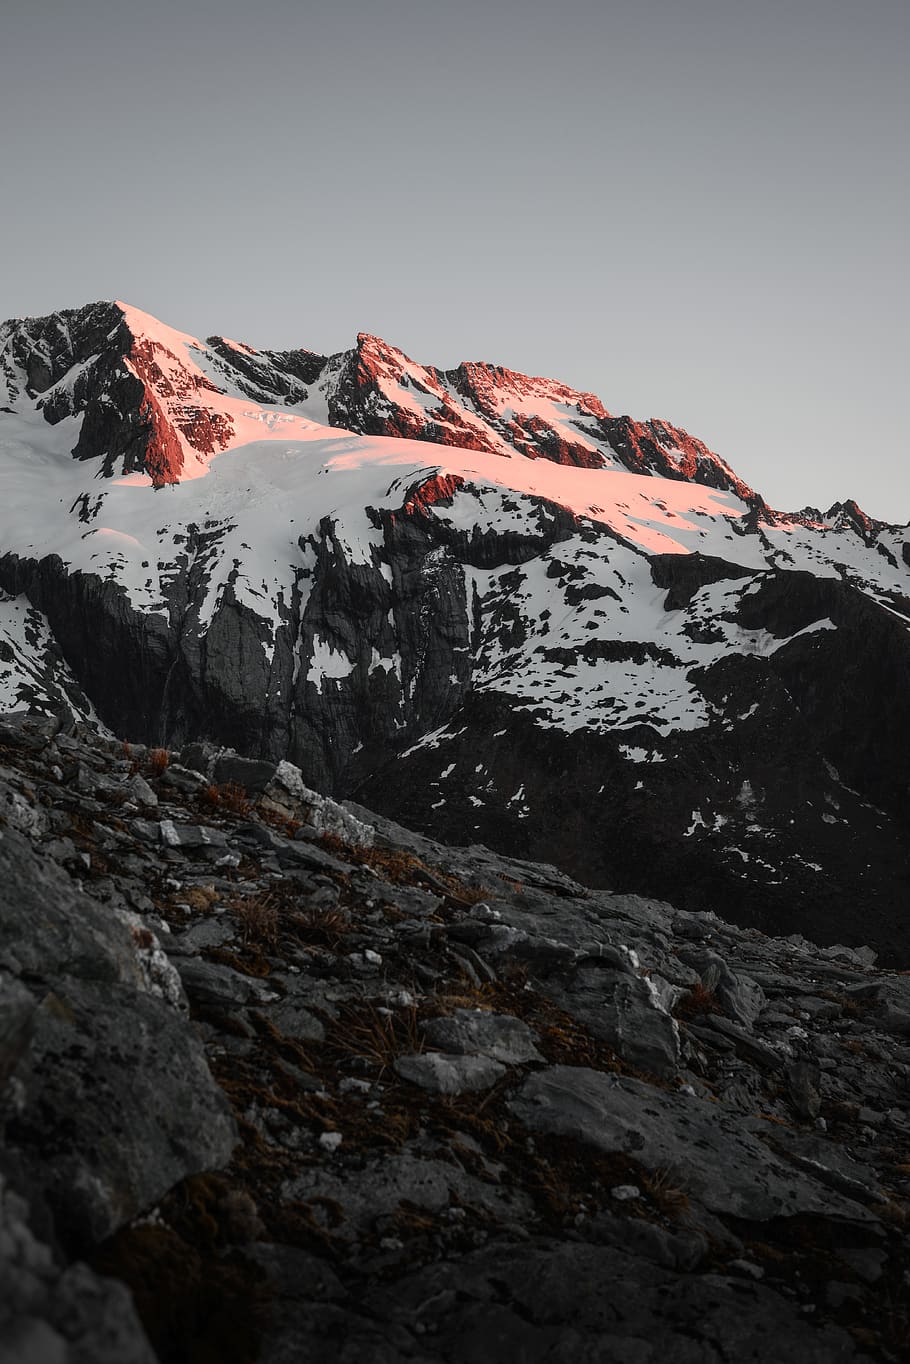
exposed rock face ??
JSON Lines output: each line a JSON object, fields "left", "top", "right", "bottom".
{"left": 305, "top": 333, "right": 761, "bottom": 498}
{"left": 2, "top": 716, "right": 910, "bottom": 1360}
{"left": 357, "top": 550, "right": 910, "bottom": 963}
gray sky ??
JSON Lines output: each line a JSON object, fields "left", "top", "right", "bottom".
{"left": 2, "top": 0, "right": 908, "bottom": 519}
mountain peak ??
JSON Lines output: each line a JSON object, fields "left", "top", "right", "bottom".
{"left": 0, "top": 300, "right": 883, "bottom": 527}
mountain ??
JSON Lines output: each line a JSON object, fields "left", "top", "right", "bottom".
{"left": 1, "top": 300, "right": 909, "bottom": 960}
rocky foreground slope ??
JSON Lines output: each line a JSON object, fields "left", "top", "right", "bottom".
{"left": 2, "top": 712, "right": 910, "bottom": 1362}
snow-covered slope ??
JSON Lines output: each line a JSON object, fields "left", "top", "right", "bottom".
{"left": 1, "top": 300, "right": 909, "bottom": 958}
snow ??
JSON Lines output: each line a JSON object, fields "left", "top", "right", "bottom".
{"left": 309, "top": 635, "right": 356, "bottom": 691}
{"left": 369, "top": 649, "right": 402, "bottom": 680}
{"left": 117, "top": 301, "right": 351, "bottom": 482}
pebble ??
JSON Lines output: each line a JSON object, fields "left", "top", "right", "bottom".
{"left": 610, "top": 1185, "right": 642, "bottom": 1202}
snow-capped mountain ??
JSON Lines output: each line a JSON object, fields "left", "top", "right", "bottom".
{"left": 1, "top": 300, "right": 908, "bottom": 959}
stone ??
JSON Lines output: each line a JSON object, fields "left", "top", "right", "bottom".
{"left": 123, "top": 773, "right": 157, "bottom": 808}
{"left": 11, "top": 977, "right": 237, "bottom": 1246}
{"left": 281, "top": 1149, "right": 533, "bottom": 1242}
{"left": 394, "top": 1052, "right": 506, "bottom": 1095}
{"left": 421, "top": 1009, "right": 542, "bottom": 1065}
{"left": 242, "top": 1244, "right": 346, "bottom": 1302}
{"left": 159, "top": 764, "right": 206, "bottom": 794}
{"left": 212, "top": 752, "right": 278, "bottom": 794}
{"left": 787, "top": 1060, "right": 822, "bottom": 1120}
{"left": 0, "top": 672, "right": 905, "bottom": 1361}
{"left": 545, "top": 967, "right": 680, "bottom": 1077}
{"left": 262, "top": 1001, "right": 326, "bottom": 1043}
{"left": 158, "top": 820, "right": 228, "bottom": 849}
{"left": 178, "top": 741, "right": 218, "bottom": 778}
{"left": 174, "top": 957, "right": 254, "bottom": 1008}
{"left": 170, "top": 918, "right": 235, "bottom": 953}
{"left": 793, "top": 995, "right": 843, "bottom": 1021}
{"left": 677, "top": 948, "right": 766, "bottom": 1027}
{"left": 41, "top": 835, "right": 79, "bottom": 864}
{"left": 0, "top": 975, "right": 37, "bottom": 1089}
{"left": 0, "top": 827, "right": 142, "bottom": 987}
{"left": 582, "top": 1212, "right": 709, "bottom": 1272}
{"left": 261, "top": 763, "right": 375, "bottom": 848}
{"left": 112, "top": 907, "right": 187, "bottom": 1012}
{"left": 0, "top": 785, "right": 47, "bottom": 839}
{"left": 276, "top": 839, "right": 352, "bottom": 876}
{"left": 702, "top": 1014, "right": 784, "bottom": 1069}
{"left": 0, "top": 1173, "right": 157, "bottom": 1363}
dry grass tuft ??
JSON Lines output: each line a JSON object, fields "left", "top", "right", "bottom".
{"left": 202, "top": 781, "right": 252, "bottom": 816}
{"left": 287, "top": 904, "right": 352, "bottom": 950}
{"left": 329, "top": 1002, "right": 422, "bottom": 1076}
{"left": 673, "top": 983, "right": 721, "bottom": 1020}
{"left": 642, "top": 1165, "right": 690, "bottom": 1215}
{"left": 319, "top": 833, "right": 489, "bottom": 906}
{"left": 182, "top": 884, "right": 218, "bottom": 913}
{"left": 233, "top": 892, "right": 280, "bottom": 949}
{"left": 147, "top": 747, "right": 170, "bottom": 776}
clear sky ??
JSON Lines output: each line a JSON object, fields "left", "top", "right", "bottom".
{"left": 2, "top": 0, "right": 907, "bottom": 520}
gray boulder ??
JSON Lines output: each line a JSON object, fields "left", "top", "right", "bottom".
{"left": 12, "top": 976, "right": 237, "bottom": 1245}
{"left": 212, "top": 752, "right": 278, "bottom": 794}
{"left": 394, "top": 1052, "right": 506, "bottom": 1095}
{"left": 0, "top": 828, "right": 141, "bottom": 986}
{"left": 546, "top": 967, "right": 680, "bottom": 1077}
{"left": 677, "top": 947, "right": 766, "bottom": 1027}
{"left": 421, "top": 1009, "right": 542, "bottom": 1064}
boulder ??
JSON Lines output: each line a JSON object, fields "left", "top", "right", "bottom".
{"left": 421, "top": 1009, "right": 542, "bottom": 1065}
{"left": 9, "top": 977, "right": 237, "bottom": 1246}
{"left": 394, "top": 1052, "right": 506, "bottom": 1095}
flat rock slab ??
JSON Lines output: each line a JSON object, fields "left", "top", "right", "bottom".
{"left": 281, "top": 1150, "right": 532, "bottom": 1241}
{"left": 261, "top": 1001, "right": 326, "bottom": 1042}
{"left": 159, "top": 821, "right": 228, "bottom": 849}
{"left": 363, "top": 1237, "right": 865, "bottom": 1363}
{"left": 394, "top": 1051, "right": 506, "bottom": 1095}
{"left": 174, "top": 956, "right": 254, "bottom": 1008}
{"left": 276, "top": 838, "right": 353, "bottom": 876}
{"left": 509, "top": 1066, "right": 877, "bottom": 1224}
{"left": 421, "top": 1008, "right": 542, "bottom": 1064}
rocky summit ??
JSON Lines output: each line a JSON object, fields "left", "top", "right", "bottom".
{"left": 1, "top": 302, "right": 910, "bottom": 1361}
{"left": 1, "top": 712, "right": 910, "bottom": 1362}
